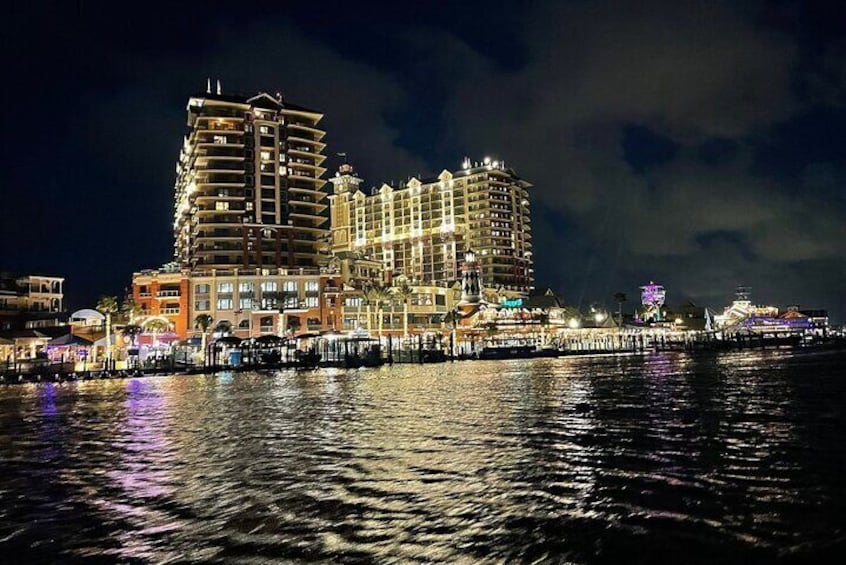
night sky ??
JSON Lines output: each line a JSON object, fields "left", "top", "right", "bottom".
{"left": 3, "top": 1, "right": 845, "bottom": 320}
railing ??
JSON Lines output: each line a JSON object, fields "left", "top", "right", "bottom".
{"left": 161, "top": 308, "right": 181, "bottom": 315}
{"left": 157, "top": 290, "right": 181, "bottom": 297}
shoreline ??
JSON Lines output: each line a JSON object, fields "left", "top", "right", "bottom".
{"left": 2, "top": 342, "right": 844, "bottom": 386}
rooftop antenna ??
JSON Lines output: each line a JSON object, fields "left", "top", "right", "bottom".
{"left": 216, "top": 79, "right": 222, "bottom": 95}
{"left": 206, "top": 78, "right": 211, "bottom": 94}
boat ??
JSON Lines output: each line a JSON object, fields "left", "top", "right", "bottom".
{"left": 478, "top": 344, "right": 559, "bottom": 360}
{"left": 294, "top": 349, "right": 321, "bottom": 369}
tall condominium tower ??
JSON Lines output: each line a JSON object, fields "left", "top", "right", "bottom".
{"left": 173, "top": 85, "right": 328, "bottom": 270}
{"left": 329, "top": 158, "right": 533, "bottom": 293}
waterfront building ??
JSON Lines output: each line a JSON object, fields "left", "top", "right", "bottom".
{"left": 0, "top": 273, "right": 65, "bottom": 330}
{"left": 329, "top": 158, "right": 534, "bottom": 294}
{"left": 188, "top": 266, "right": 343, "bottom": 339}
{"left": 714, "top": 286, "right": 779, "bottom": 330}
{"left": 131, "top": 264, "right": 191, "bottom": 338}
{"left": 173, "top": 83, "right": 329, "bottom": 271}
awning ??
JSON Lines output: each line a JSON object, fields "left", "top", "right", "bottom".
{"left": 49, "top": 334, "right": 94, "bottom": 346}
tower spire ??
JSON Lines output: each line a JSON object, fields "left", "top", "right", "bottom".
{"left": 206, "top": 78, "right": 211, "bottom": 94}
{"left": 216, "top": 79, "right": 221, "bottom": 95}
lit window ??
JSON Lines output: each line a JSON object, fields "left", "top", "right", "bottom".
{"left": 261, "top": 150, "right": 272, "bottom": 161}
{"left": 217, "top": 298, "right": 233, "bottom": 310}
{"left": 260, "top": 281, "right": 277, "bottom": 293}
{"left": 213, "top": 135, "right": 227, "bottom": 144}
{"left": 215, "top": 201, "right": 229, "bottom": 211}
{"left": 305, "top": 281, "right": 319, "bottom": 292}
{"left": 239, "top": 297, "right": 253, "bottom": 310}
{"left": 217, "top": 282, "right": 233, "bottom": 294}
{"left": 239, "top": 282, "right": 254, "bottom": 294}
{"left": 259, "top": 125, "right": 271, "bottom": 135}
{"left": 304, "top": 296, "right": 318, "bottom": 308}
{"left": 283, "top": 281, "right": 297, "bottom": 293}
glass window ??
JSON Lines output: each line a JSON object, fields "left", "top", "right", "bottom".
{"left": 304, "top": 281, "right": 319, "bottom": 292}
{"left": 239, "top": 297, "right": 253, "bottom": 310}
{"left": 194, "top": 300, "right": 210, "bottom": 311}
{"left": 218, "top": 282, "right": 233, "bottom": 294}
{"left": 213, "top": 135, "right": 227, "bottom": 144}
{"left": 217, "top": 298, "right": 232, "bottom": 310}
{"left": 260, "top": 281, "right": 277, "bottom": 293}
{"left": 344, "top": 297, "right": 362, "bottom": 307}
{"left": 239, "top": 282, "right": 254, "bottom": 295}
{"left": 215, "top": 201, "right": 229, "bottom": 211}
{"left": 304, "top": 296, "right": 318, "bottom": 308}
{"left": 284, "top": 296, "right": 298, "bottom": 309}
{"left": 283, "top": 281, "right": 297, "bottom": 293}
{"left": 261, "top": 297, "right": 277, "bottom": 310}
{"left": 195, "top": 284, "right": 210, "bottom": 294}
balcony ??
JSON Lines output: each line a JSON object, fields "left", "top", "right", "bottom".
{"left": 161, "top": 307, "right": 181, "bottom": 315}
{"left": 157, "top": 289, "right": 181, "bottom": 298}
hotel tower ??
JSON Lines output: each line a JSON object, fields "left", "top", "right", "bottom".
{"left": 329, "top": 158, "right": 534, "bottom": 293}
{"left": 173, "top": 83, "right": 329, "bottom": 270}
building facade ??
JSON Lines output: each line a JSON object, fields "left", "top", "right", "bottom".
{"left": 329, "top": 158, "right": 533, "bottom": 293}
{"left": 189, "top": 267, "right": 343, "bottom": 339}
{"left": 132, "top": 265, "right": 191, "bottom": 338}
{"left": 0, "top": 273, "right": 65, "bottom": 330}
{"left": 173, "top": 87, "right": 329, "bottom": 271}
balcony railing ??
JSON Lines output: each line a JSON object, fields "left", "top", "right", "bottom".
{"left": 157, "top": 290, "right": 181, "bottom": 297}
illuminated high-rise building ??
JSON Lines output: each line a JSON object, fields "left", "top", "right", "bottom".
{"left": 173, "top": 83, "right": 328, "bottom": 270}
{"left": 329, "top": 158, "right": 533, "bottom": 293}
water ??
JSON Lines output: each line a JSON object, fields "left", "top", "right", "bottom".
{"left": 1, "top": 350, "right": 845, "bottom": 564}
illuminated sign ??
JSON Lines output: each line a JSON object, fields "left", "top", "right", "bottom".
{"left": 501, "top": 298, "right": 523, "bottom": 308}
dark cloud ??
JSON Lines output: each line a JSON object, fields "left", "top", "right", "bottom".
{"left": 431, "top": 1, "right": 845, "bottom": 317}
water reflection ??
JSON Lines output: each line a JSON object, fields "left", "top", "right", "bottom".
{"left": 0, "top": 351, "right": 844, "bottom": 563}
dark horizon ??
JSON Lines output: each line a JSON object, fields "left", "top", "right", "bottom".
{"left": 2, "top": 1, "right": 845, "bottom": 320}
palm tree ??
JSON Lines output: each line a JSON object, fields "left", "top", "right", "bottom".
{"left": 214, "top": 320, "right": 232, "bottom": 336}
{"left": 369, "top": 284, "right": 392, "bottom": 337}
{"left": 362, "top": 285, "right": 378, "bottom": 334}
{"left": 614, "top": 292, "right": 627, "bottom": 329}
{"left": 287, "top": 316, "right": 301, "bottom": 336}
{"left": 119, "top": 295, "right": 141, "bottom": 324}
{"left": 391, "top": 283, "right": 414, "bottom": 338}
{"left": 96, "top": 295, "right": 119, "bottom": 367}
{"left": 194, "top": 314, "right": 214, "bottom": 365}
